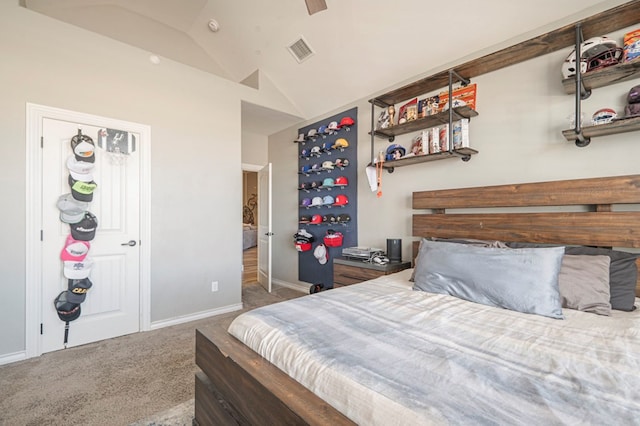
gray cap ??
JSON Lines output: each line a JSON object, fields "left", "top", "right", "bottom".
{"left": 56, "top": 193, "right": 88, "bottom": 224}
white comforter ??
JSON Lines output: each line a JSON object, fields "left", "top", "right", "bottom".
{"left": 228, "top": 269, "right": 640, "bottom": 425}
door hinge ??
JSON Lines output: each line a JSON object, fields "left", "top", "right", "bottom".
{"left": 41, "top": 136, "right": 43, "bottom": 148}
{"left": 40, "top": 323, "right": 43, "bottom": 335}
{"left": 40, "top": 230, "right": 43, "bottom": 241}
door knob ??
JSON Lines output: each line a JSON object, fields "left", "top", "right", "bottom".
{"left": 121, "top": 240, "right": 137, "bottom": 246}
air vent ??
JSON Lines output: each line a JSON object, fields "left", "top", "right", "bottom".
{"left": 287, "top": 36, "right": 315, "bottom": 63}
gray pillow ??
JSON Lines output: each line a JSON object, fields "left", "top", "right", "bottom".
{"left": 410, "top": 237, "right": 507, "bottom": 281}
{"left": 559, "top": 255, "right": 611, "bottom": 316}
{"left": 413, "top": 240, "right": 565, "bottom": 319}
{"left": 507, "top": 242, "right": 638, "bottom": 311}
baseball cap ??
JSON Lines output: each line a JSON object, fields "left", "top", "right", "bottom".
{"left": 332, "top": 138, "right": 349, "bottom": 149}
{"left": 299, "top": 182, "right": 311, "bottom": 190}
{"left": 306, "top": 129, "right": 318, "bottom": 139}
{"left": 68, "top": 175, "right": 97, "bottom": 202}
{"left": 337, "top": 213, "right": 351, "bottom": 223}
{"left": 300, "top": 165, "right": 312, "bottom": 174}
{"left": 327, "top": 121, "right": 339, "bottom": 132}
{"left": 333, "top": 194, "right": 349, "bottom": 206}
{"left": 66, "top": 155, "right": 95, "bottom": 174}
{"left": 310, "top": 146, "right": 321, "bottom": 156}
{"left": 321, "top": 141, "right": 334, "bottom": 152}
{"left": 56, "top": 193, "right": 89, "bottom": 224}
{"left": 299, "top": 215, "right": 311, "bottom": 223}
{"left": 63, "top": 258, "right": 93, "bottom": 279}
{"left": 70, "top": 212, "right": 98, "bottom": 241}
{"left": 318, "top": 125, "right": 328, "bottom": 134}
{"left": 54, "top": 291, "right": 81, "bottom": 322}
{"left": 337, "top": 117, "right": 355, "bottom": 128}
{"left": 322, "top": 195, "right": 335, "bottom": 205}
{"left": 294, "top": 133, "right": 306, "bottom": 143}
{"left": 67, "top": 278, "right": 93, "bottom": 304}
{"left": 311, "top": 196, "right": 323, "bottom": 207}
{"left": 310, "top": 180, "right": 323, "bottom": 189}
{"left": 321, "top": 161, "right": 334, "bottom": 170}
{"left": 60, "top": 234, "right": 90, "bottom": 261}
{"left": 311, "top": 163, "right": 321, "bottom": 172}
{"left": 310, "top": 214, "right": 322, "bottom": 224}
{"left": 321, "top": 177, "right": 334, "bottom": 188}
{"left": 334, "top": 158, "right": 350, "bottom": 168}
{"left": 314, "top": 243, "right": 328, "bottom": 265}
{"left": 335, "top": 176, "right": 349, "bottom": 186}
{"left": 322, "top": 214, "right": 336, "bottom": 223}
{"left": 301, "top": 198, "right": 312, "bottom": 207}
{"left": 71, "top": 134, "right": 96, "bottom": 163}
{"left": 300, "top": 148, "right": 310, "bottom": 158}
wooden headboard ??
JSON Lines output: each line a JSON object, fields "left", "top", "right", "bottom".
{"left": 411, "top": 175, "right": 640, "bottom": 297}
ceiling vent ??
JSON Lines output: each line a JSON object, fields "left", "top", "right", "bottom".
{"left": 287, "top": 36, "right": 315, "bottom": 63}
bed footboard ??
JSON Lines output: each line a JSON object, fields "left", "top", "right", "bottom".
{"left": 195, "top": 327, "right": 355, "bottom": 426}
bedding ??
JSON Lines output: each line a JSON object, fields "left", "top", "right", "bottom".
{"left": 228, "top": 269, "right": 640, "bottom": 425}
{"left": 242, "top": 223, "right": 257, "bottom": 250}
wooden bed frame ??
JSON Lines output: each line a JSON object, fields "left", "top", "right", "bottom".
{"left": 194, "top": 174, "right": 640, "bottom": 425}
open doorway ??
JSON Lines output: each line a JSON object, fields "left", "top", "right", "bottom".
{"left": 242, "top": 170, "right": 258, "bottom": 285}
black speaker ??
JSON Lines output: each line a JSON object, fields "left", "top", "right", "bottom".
{"left": 386, "top": 238, "right": 402, "bottom": 263}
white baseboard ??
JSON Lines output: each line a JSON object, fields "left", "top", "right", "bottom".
{"left": 272, "top": 278, "right": 308, "bottom": 293}
{"left": 149, "top": 303, "right": 244, "bottom": 330}
{"left": 0, "top": 351, "right": 27, "bottom": 366}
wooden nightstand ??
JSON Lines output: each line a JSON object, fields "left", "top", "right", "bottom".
{"left": 333, "top": 257, "right": 412, "bottom": 287}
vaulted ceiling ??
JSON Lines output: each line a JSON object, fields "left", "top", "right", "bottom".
{"left": 23, "top": 0, "right": 630, "bottom": 135}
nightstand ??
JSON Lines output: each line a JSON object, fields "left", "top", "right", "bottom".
{"left": 333, "top": 257, "right": 412, "bottom": 287}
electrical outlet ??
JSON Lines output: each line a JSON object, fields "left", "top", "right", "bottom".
{"left": 211, "top": 281, "right": 218, "bottom": 292}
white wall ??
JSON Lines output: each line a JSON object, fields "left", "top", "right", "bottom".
{"left": 269, "top": 24, "right": 640, "bottom": 287}
{"left": 0, "top": 2, "right": 298, "bottom": 359}
{"left": 241, "top": 130, "right": 268, "bottom": 166}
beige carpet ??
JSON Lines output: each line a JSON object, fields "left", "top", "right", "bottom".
{"left": 0, "top": 248, "right": 304, "bottom": 425}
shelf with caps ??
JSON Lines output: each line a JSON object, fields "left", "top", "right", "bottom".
{"left": 298, "top": 176, "right": 349, "bottom": 193}
{"left": 298, "top": 159, "right": 350, "bottom": 176}
{"left": 299, "top": 194, "right": 350, "bottom": 209}
{"left": 299, "top": 212, "right": 352, "bottom": 226}
{"left": 293, "top": 117, "right": 355, "bottom": 145}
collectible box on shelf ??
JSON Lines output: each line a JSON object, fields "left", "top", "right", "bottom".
{"left": 428, "top": 128, "right": 440, "bottom": 154}
{"left": 623, "top": 28, "right": 640, "bottom": 62}
{"left": 397, "top": 98, "right": 418, "bottom": 124}
{"left": 418, "top": 95, "right": 440, "bottom": 118}
{"left": 437, "top": 83, "right": 477, "bottom": 112}
{"left": 452, "top": 119, "right": 470, "bottom": 149}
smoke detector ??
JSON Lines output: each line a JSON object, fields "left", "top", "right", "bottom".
{"left": 208, "top": 19, "right": 220, "bottom": 32}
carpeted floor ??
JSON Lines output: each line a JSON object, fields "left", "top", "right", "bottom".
{"left": 0, "top": 247, "right": 304, "bottom": 426}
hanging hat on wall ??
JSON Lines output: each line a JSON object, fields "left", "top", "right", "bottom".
{"left": 54, "top": 291, "right": 81, "bottom": 322}
{"left": 66, "top": 278, "right": 93, "bottom": 304}
{"left": 69, "top": 212, "right": 98, "bottom": 241}
{"left": 70, "top": 131, "right": 96, "bottom": 163}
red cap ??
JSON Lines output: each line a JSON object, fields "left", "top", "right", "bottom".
{"left": 337, "top": 116, "right": 355, "bottom": 128}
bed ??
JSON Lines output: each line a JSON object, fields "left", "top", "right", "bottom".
{"left": 195, "top": 174, "right": 640, "bottom": 425}
{"left": 243, "top": 223, "right": 257, "bottom": 250}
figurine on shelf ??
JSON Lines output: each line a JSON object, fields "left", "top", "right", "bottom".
{"left": 387, "top": 105, "right": 395, "bottom": 127}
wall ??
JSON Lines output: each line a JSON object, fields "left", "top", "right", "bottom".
{"left": 241, "top": 130, "right": 268, "bottom": 166}
{"left": 269, "top": 24, "right": 640, "bottom": 287}
{"left": 0, "top": 2, "right": 299, "bottom": 360}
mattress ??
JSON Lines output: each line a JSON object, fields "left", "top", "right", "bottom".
{"left": 228, "top": 269, "right": 640, "bottom": 425}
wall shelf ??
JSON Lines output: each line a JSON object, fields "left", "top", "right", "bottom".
{"left": 380, "top": 148, "right": 479, "bottom": 172}
{"left": 562, "top": 58, "right": 640, "bottom": 95}
{"left": 562, "top": 116, "right": 640, "bottom": 141}
{"left": 371, "top": 106, "right": 478, "bottom": 142}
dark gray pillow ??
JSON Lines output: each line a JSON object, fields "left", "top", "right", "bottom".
{"left": 413, "top": 240, "right": 565, "bottom": 319}
{"left": 507, "top": 242, "right": 638, "bottom": 311}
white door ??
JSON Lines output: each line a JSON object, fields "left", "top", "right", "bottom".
{"left": 257, "top": 163, "right": 272, "bottom": 292}
{"left": 40, "top": 118, "right": 140, "bottom": 352}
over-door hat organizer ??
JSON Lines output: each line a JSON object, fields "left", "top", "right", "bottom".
{"left": 54, "top": 128, "right": 100, "bottom": 347}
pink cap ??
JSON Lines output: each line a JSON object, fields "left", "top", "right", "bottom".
{"left": 60, "top": 234, "right": 90, "bottom": 261}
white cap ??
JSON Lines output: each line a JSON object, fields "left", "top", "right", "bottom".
{"left": 314, "top": 244, "right": 328, "bottom": 265}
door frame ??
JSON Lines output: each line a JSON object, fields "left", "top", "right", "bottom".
{"left": 25, "top": 103, "right": 152, "bottom": 359}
